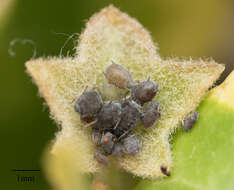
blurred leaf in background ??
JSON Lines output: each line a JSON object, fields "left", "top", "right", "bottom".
{"left": 0, "top": 0, "right": 233, "bottom": 190}
{"left": 0, "top": 0, "right": 15, "bottom": 30}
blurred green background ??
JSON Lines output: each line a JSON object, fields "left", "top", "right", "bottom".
{"left": 0, "top": 0, "right": 233, "bottom": 189}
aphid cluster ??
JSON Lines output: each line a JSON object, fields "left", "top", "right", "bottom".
{"left": 74, "top": 61, "right": 161, "bottom": 165}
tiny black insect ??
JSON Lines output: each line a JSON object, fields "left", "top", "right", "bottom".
{"left": 123, "top": 135, "right": 142, "bottom": 155}
{"left": 114, "top": 100, "right": 143, "bottom": 138}
{"left": 160, "top": 166, "right": 170, "bottom": 176}
{"left": 112, "top": 142, "right": 124, "bottom": 157}
{"left": 101, "top": 132, "right": 116, "bottom": 155}
{"left": 93, "top": 101, "right": 122, "bottom": 132}
{"left": 182, "top": 111, "right": 199, "bottom": 131}
{"left": 104, "top": 61, "right": 133, "bottom": 89}
{"left": 142, "top": 101, "right": 160, "bottom": 128}
{"left": 131, "top": 78, "right": 158, "bottom": 105}
{"left": 94, "top": 150, "right": 110, "bottom": 166}
{"left": 74, "top": 89, "right": 103, "bottom": 123}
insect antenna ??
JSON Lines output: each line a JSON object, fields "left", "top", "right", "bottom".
{"left": 84, "top": 120, "right": 97, "bottom": 127}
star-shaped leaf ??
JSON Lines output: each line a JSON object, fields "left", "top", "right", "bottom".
{"left": 26, "top": 5, "right": 224, "bottom": 188}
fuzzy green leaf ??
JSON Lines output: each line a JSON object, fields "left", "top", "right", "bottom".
{"left": 26, "top": 5, "right": 225, "bottom": 189}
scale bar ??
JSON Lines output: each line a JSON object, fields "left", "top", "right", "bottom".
{"left": 11, "top": 169, "right": 40, "bottom": 172}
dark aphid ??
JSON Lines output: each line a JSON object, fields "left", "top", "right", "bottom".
{"left": 112, "top": 142, "right": 124, "bottom": 157}
{"left": 94, "top": 150, "right": 110, "bottom": 166}
{"left": 182, "top": 111, "right": 199, "bottom": 131}
{"left": 160, "top": 166, "right": 170, "bottom": 176}
{"left": 131, "top": 78, "right": 158, "bottom": 105}
{"left": 92, "top": 130, "right": 102, "bottom": 146}
{"left": 94, "top": 101, "right": 122, "bottom": 131}
{"left": 142, "top": 101, "right": 160, "bottom": 128}
{"left": 104, "top": 61, "right": 133, "bottom": 89}
{"left": 114, "top": 100, "right": 143, "bottom": 137}
{"left": 101, "top": 132, "right": 116, "bottom": 155}
{"left": 74, "top": 89, "right": 103, "bottom": 123}
{"left": 123, "top": 135, "right": 142, "bottom": 155}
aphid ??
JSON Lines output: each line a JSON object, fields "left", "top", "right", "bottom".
{"left": 101, "top": 132, "right": 116, "bottom": 155}
{"left": 142, "top": 101, "right": 160, "bottom": 128}
{"left": 74, "top": 89, "right": 103, "bottom": 123}
{"left": 104, "top": 61, "right": 133, "bottom": 89}
{"left": 112, "top": 142, "right": 124, "bottom": 157}
{"left": 114, "top": 100, "right": 143, "bottom": 137}
{"left": 182, "top": 111, "right": 199, "bottom": 131}
{"left": 131, "top": 78, "right": 158, "bottom": 105}
{"left": 94, "top": 150, "right": 110, "bottom": 166}
{"left": 94, "top": 101, "right": 122, "bottom": 131}
{"left": 160, "top": 166, "right": 170, "bottom": 176}
{"left": 92, "top": 130, "right": 102, "bottom": 146}
{"left": 123, "top": 135, "right": 142, "bottom": 155}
